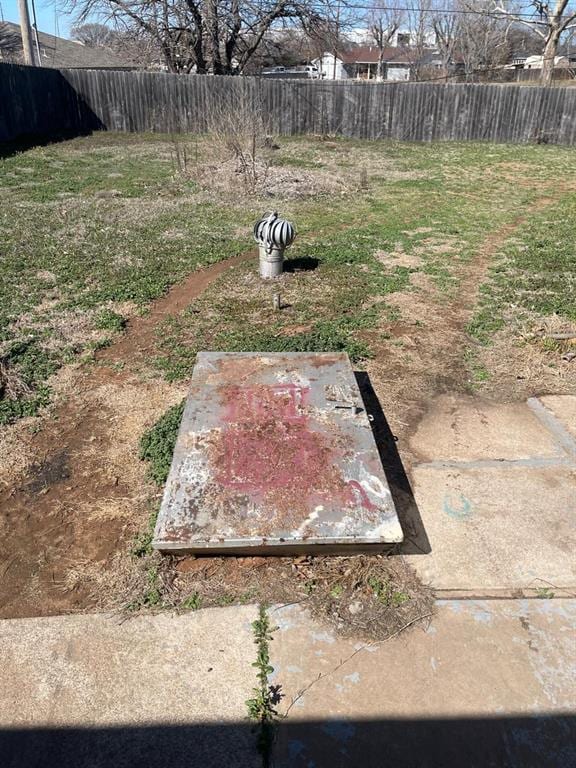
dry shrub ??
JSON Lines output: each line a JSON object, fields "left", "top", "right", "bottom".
{"left": 202, "top": 92, "right": 270, "bottom": 193}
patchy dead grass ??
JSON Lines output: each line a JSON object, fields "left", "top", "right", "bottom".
{"left": 0, "top": 417, "right": 37, "bottom": 487}
{"left": 2, "top": 133, "right": 575, "bottom": 627}
{"left": 304, "top": 554, "right": 434, "bottom": 640}
{"left": 79, "top": 551, "right": 433, "bottom": 641}
{"left": 476, "top": 312, "right": 576, "bottom": 401}
{"left": 193, "top": 156, "right": 348, "bottom": 199}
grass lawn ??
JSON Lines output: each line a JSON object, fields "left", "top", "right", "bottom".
{"left": 2, "top": 133, "right": 575, "bottom": 424}
{"left": 0, "top": 132, "right": 575, "bottom": 621}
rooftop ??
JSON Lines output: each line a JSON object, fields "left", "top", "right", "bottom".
{"left": 0, "top": 21, "right": 134, "bottom": 69}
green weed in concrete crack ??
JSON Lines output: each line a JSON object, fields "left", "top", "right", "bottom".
{"left": 139, "top": 400, "right": 185, "bottom": 485}
{"left": 246, "top": 604, "right": 278, "bottom": 768}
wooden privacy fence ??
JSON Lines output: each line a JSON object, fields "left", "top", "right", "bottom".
{"left": 2, "top": 61, "right": 576, "bottom": 145}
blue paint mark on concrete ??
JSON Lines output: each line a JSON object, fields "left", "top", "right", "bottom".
{"left": 443, "top": 492, "right": 472, "bottom": 520}
{"left": 470, "top": 601, "right": 494, "bottom": 624}
{"left": 535, "top": 600, "right": 576, "bottom": 624}
{"left": 286, "top": 664, "right": 303, "bottom": 673}
{"left": 321, "top": 720, "right": 357, "bottom": 742}
{"left": 311, "top": 630, "right": 336, "bottom": 644}
{"left": 443, "top": 600, "right": 464, "bottom": 613}
{"left": 343, "top": 671, "right": 360, "bottom": 684}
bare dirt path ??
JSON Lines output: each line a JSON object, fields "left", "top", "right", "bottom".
{"left": 367, "top": 197, "right": 559, "bottom": 459}
{"left": 0, "top": 199, "right": 563, "bottom": 619}
{"left": 0, "top": 253, "right": 252, "bottom": 619}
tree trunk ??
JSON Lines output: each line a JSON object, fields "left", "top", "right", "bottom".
{"left": 541, "top": 27, "right": 561, "bottom": 86}
{"left": 206, "top": 0, "right": 223, "bottom": 74}
{"left": 377, "top": 51, "right": 384, "bottom": 80}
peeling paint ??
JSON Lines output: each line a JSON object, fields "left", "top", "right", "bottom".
{"left": 153, "top": 352, "right": 403, "bottom": 553}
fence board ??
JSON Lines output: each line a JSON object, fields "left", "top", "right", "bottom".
{"left": 2, "top": 62, "right": 576, "bottom": 146}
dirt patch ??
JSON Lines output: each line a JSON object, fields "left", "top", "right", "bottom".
{"left": 194, "top": 157, "right": 347, "bottom": 199}
{"left": 477, "top": 312, "right": 576, "bottom": 401}
{"left": 375, "top": 245, "right": 421, "bottom": 270}
{"left": 365, "top": 197, "right": 564, "bottom": 462}
{"left": 0, "top": 254, "right": 249, "bottom": 619}
{"left": 0, "top": 193, "right": 568, "bottom": 625}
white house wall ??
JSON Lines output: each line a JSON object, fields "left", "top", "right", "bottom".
{"left": 312, "top": 53, "right": 348, "bottom": 80}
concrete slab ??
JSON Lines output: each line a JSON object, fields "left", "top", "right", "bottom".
{"left": 271, "top": 600, "right": 576, "bottom": 767}
{"left": 534, "top": 395, "right": 576, "bottom": 447}
{"left": 405, "top": 465, "right": 576, "bottom": 591}
{"left": 0, "top": 607, "right": 260, "bottom": 768}
{"left": 409, "top": 395, "right": 565, "bottom": 463}
{"left": 154, "top": 352, "right": 402, "bottom": 555}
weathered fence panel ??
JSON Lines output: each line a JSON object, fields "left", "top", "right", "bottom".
{"left": 2, "top": 61, "right": 576, "bottom": 145}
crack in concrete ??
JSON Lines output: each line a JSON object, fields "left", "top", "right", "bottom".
{"left": 414, "top": 456, "right": 574, "bottom": 470}
{"left": 527, "top": 397, "right": 576, "bottom": 461}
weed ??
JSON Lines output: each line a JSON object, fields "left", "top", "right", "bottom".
{"left": 0, "top": 340, "right": 56, "bottom": 425}
{"left": 246, "top": 605, "right": 278, "bottom": 766}
{"left": 304, "top": 580, "right": 316, "bottom": 595}
{"left": 127, "top": 565, "right": 163, "bottom": 611}
{"left": 464, "top": 347, "right": 491, "bottom": 388}
{"left": 95, "top": 309, "right": 127, "bottom": 332}
{"left": 181, "top": 592, "right": 202, "bottom": 610}
{"left": 88, "top": 337, "right": 112, "bottom": 352}
{"left": 131, "top": 504, "right": 160, "bottom": 558}
{"left": 215, "top": 321, "right": 371, "bottom": 364}
{"left": 368, "top": 576, "right": 411, "bottom": 607}
{"left": 215, "top": 593, "right": 237, "bottom": 607}
{"left": 536, "top": 587, "right": 555, "bottom": 599}
{"left": 139, "top": 401, "right": 185, "bottom": 485}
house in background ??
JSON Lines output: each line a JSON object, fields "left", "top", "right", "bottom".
{"left": 523, "top": 54, "right": 571, "bottom": 70}
{"left": 0, "top": 21, "right": 134, "bottom": 69}
{"left": 312, "top": 46, "right": 413, "bottom": 81}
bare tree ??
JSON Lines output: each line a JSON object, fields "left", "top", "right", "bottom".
{"left": 484, "top": 0, "right": 576, "bottom": 85}
{"left": 70, "top": 22, "right": 116, "bottom": 46}
{"left": 456, "top": 0, "right": 510, "bottom": 79}
{"left": 432, "top": 10, "right": 458, "bottom": 77}
{"left": 368, "top": 3, "right": 405, "bottom": 79}
{"left": 67, "top": 0, "right": 330, "bottom": 74}
{"left": 403, "top": 0, "right": 435, "bottom": 80}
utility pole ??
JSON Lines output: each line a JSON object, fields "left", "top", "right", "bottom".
{"left": 17, "top": 0, "right": 35, "bottom": 65}
{"left": 30, "top": 0, "right": 42, "bottom": 66}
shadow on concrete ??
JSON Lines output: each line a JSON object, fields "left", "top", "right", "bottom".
{"left": 355, "top": 372, "right": 431, "bottom": 555}
{"left": 276, "top": 714, "right": 576, "bottom": 767}
{"left": 1, "top": 715, "right": 574, "bottom": 767}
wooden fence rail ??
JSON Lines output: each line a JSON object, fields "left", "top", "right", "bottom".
{"left": 2, "top": 62, "right": 576, "bottom": 145}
